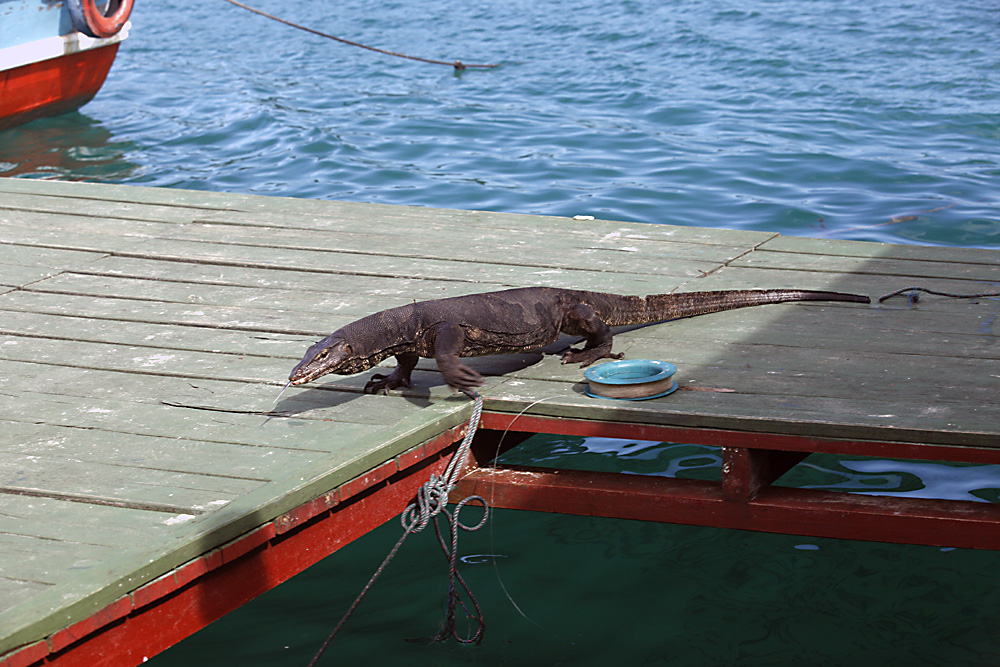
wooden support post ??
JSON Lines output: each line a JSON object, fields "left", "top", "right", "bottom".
{"left": 721, "top": 447, "right": 810, "bottom": 502}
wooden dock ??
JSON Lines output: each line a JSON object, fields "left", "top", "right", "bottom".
{"left": 1, "top": 177, "right": 999, "bottom": 666}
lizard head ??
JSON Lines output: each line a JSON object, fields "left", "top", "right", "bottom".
{"left": 288, "top": 336, "right": 356, "bottom": 385}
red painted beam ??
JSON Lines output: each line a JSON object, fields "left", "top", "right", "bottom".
{"left": 450, "top": 465, "right": 1000, "bottom": 551}
{"left": 479, "top": 413, "right": 1000, "bottom": 465}
{"left": 1, "top": 425, "right": 469, "bottom": 667}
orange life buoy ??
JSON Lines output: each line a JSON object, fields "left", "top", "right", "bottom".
{"left": 66, "top": 0, "right": 134, "bottom": 39}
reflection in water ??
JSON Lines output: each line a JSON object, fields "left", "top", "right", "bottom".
{"left": 787, "top": 455, "right": 1000, "bottom": 503}
{"left": 0, "top": 112, "right": 138, "bottom": 181}
{"left": 499, "top": 435, "right": 1000, "bottom": 503}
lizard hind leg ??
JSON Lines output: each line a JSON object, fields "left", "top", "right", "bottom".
{"left": 559, "top": 303, "right": 625, "bottom": 367}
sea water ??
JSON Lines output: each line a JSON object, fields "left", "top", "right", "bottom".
{"left": 2, "top": 0, "right": 999, "bottom": 663}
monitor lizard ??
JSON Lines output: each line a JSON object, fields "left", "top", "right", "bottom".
{"left": 288, "top": 286, "right": 869, "bottom": 394}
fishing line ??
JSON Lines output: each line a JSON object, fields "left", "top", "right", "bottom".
{"left": 878, "top": 286, "right": 1000, "bottom": 304}
{"left": 482, "top": 395, "right": 567, "bottom": 631}
{"left": 221, "top": 0, "right": 501, "bottom": 70}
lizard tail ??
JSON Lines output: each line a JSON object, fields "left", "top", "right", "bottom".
{"left": 595, "top": 289, "right": 871, "bottom": 326}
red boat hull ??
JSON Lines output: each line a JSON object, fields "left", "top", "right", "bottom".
{"left": 0, "top": 41, "right": 120, "bottom": 131}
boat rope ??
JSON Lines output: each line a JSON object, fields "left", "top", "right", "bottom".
{"left": 221, "top": 0, "right": 501, "bottom": 71}
{"left": 878, "top": 286, "right": 1000, "bottom": 304}
{"left": 307, "top": 389, "right": 487, "bottom": 666}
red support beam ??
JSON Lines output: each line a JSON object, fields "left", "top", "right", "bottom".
{"left": 480, "top": 413, "right": 1000, "bottom": 465}
{"left": 450, "top": 465, "right": 1000, "bottom": 550}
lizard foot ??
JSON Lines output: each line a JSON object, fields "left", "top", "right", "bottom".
{"left": 440, "top": 361, "right": 485, "bottom": 392}
{"left": 364, "top": 372, "right": 411, "bottom": 395}
{"left": 561, "top": 346, "right": 624, "bottom": 367}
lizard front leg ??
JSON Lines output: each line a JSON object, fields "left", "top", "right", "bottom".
{"left": 364, "top": 352, "right": 419, "bottom": 394}
{"left": 431, "top": 322, "right": 484, "bottom": 391}
{"left": 559, "top": 303, "right": 625, "bottom": 367}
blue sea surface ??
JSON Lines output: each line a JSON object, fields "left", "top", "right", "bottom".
{"left": 3, "top": 0, "right": 1000, "bottom": 664}
{"left": 3, "top": 0, "right": 999, "bottom": 247}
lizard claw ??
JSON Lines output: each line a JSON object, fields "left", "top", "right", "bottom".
{"left": 364, "top": 372, "right": 411, "bottom": 395}
{"left": 561, "top": 347, "right": 624, "bottom": 367}
{"left": 441, "top": 362, "right": 484, "bottom": 392}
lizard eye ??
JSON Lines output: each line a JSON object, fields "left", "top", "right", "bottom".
{"left": 313, "top": 350, "right": 328, "bottom": 361}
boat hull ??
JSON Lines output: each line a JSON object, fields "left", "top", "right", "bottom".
{"left": 0, "top": 41, "right": 120, "bottom": 131}
{"left": 0, "top": 0, "right": 129, "bottom": 131}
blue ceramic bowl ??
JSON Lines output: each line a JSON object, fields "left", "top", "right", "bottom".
{"left": 583, "top": 359, "right": 678, "bottom": 401}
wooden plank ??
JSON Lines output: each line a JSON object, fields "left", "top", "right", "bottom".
{"left": 0, "top": 310, "right": 312, "bottom": 360}
{"left": 0, "top": 387, "right": 386, "bottom": 452}
{"left": 0, "top": 344, "right": 511, "bottom": 429}
{"left": 0, "top": 206, "right": 760, "bottom": 277}
{"left": 0, "top": 289, "right": 331, "bottom": 336}
{"left": 44, "top": 253, "right": 699, "bottom": 301}
{"left": 481, "top": 378, "right": 1000, "bottom": 449}
{"left": 760, "top": 233, "right": 1000, "bottom": 265}
{"left": 0, "top": 399, "right": 472, "bottom": 655}
{"left": 0, "top": 264, "right": 53, "bottom": 289}
{"left": 0, "top": 178, "right": 778, "bottom": 247}
{"left": 0, "top": 578, "right": 50, "bottom": 615}
{"left": 730, "top": 248, "right": 1000, "bottom": 283}
{"left": 0, "top": 332, "right": 297, "bottom": 385}
{"left": 1, "top": 421, "right": 322, "bottom": 480}
{"left": 0, "top": 534, "right": 121, "bottom": 587}
{"left": 0, "top": 452, "right": 262, "bottom": 511}
{"left": 626, "top": 296, "right": 1000, "bottom": 345}
{"left": 0, "top": 427, "right": 469, "bottom": 667}
{"left": 103, "top": 236, "right": 718, "bottom": 287}
{"left": 0, "top": 495, "right": 211, "bottom": 546}
{"left": 0, "top": 245, "right": 104, "bottom": 288}
{"left": 0, "top": 221, "right": 153, "bottom": 255}
{"left": 71, "top": 254, "right": 504, "bottom": 294}
{"left": 18, "top": 272, "right": 493, "bottom": 317}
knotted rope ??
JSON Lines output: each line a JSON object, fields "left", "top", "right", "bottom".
{"left": 307, "top": 390, "right": 487, "bottom": 666}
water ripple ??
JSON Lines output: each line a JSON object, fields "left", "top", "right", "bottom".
{"left": 3, "top": 0, "right": 997, "bottom": 247}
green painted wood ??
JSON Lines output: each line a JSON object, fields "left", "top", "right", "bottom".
{"left": 0, "top": 577, "right": 51, "bottom": 614}
{"left": 0, "top": 346, "right": 473, "bottom": 429}
{"left": 760, "top": 233, "right": 1000, "bottom": 265}
{"left": 105, "top": 236, "right": 710, "bottom": 287}
{"left": 0, "top": 451, "right": 263, "bottom": 510}
{"left": 1, "top": 176, "right": 999, "bottom": 658}
{"left": 0, "top": 268, "right": 699, "bottom": 326}
{"left": 0, "top": 398, "right": 472, "bottom": 654}
{"left": 0, "top": 495, "right": 199, "bottom": 546}
{"left": 0, "top": 177, "right": 777, "bottom": 247}
{"left": 0, "top": 245, "right": 107, "bottom": 289}
{"left": 0, "top": 204, "right": 759, "bottom": 277}
{"left": 481, "top": 377, "right": 1000, "bottom": 449}
{"left": 2, "top": 420, "right": 323, "bottom": 479}
{"left": 0, "top": 533, "right": 121, "bottom": 586}
{"left": 0, "top": 310, "right": 314, "bottom": 361}
{"left": 0, "top": 263, "right": 54, "bottom": 288}
{"left": 731, "top": 248, "right": 1000, "bottom": 283}
{"left": 0, "top": 218, "right": 159, "bottom": 254}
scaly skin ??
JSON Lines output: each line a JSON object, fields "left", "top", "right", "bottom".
{"left": 288, "top": 286, "right": 870, "bottom": 393}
